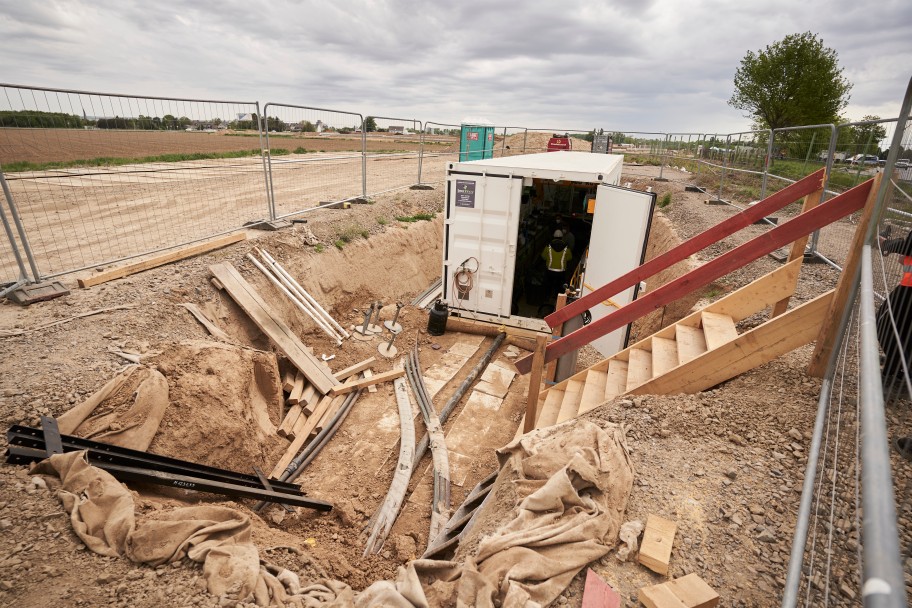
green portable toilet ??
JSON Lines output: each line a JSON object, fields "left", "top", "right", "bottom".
{"left": 460, "top": 123, "right": 495, "bottom": 161}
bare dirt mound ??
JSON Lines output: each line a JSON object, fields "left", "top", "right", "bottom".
{"left": 502, "top": 131, "right": 590, "bottom": 155}
{"left": 146, "top": 340, "right": 286, "bottom": 471}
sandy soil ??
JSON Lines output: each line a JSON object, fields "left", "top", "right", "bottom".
{"left": 0, "top": 162, "right": 880, "bottom": 607}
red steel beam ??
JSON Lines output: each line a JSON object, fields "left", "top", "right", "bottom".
{"left": 515, "top": 177, "right": 872, "bottom": 374}
{"left": 545, "top": 168, "right": 826, "bottom": 329}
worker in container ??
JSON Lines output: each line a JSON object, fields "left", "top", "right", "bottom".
{"left": 541, "top": 230, "right": 573, "bottom": 305}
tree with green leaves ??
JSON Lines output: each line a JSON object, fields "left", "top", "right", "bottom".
{"left": 849, "top": 115, "right": 887, "bottom": 151}
{"left": 729, "top": 32, "right": 852, "bottom": 130}
{"left": 363, "top": 116, "right": 377, "bottom": 132}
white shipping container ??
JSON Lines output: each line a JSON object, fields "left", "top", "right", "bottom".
{"left": 442, "top": 152, "right": 655, "bottom": 360}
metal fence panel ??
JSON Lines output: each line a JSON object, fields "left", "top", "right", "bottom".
{"left": 363, "top": 116, "right": 424, "bottom": 195}
{"left": 0, "top": 83, "right": 267, "bottom": 278}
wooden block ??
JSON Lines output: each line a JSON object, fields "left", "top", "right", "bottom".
{"left": 80, "top": 233, "right": 246, "bottom": 288}
{"left": 363, "top": 369, "right": 378, "bottom": 393}
{"left": 300, "top": 384, "right": 318, "bottom": 412}
{"left": 210, "top": 263, "right": 338, "bottom": 395}
{"left": 333, "top": 357, "right": 376, "bottom": 381}
{"left": 675, "top": 324, "right": 707, "bottom": 365}
{"left": 639, "top": 514, "right": 677, "bottom": 575}
{"left": 282, "top": 369, "right": 296, "bottom": 393}
{"left": 582, "top": 569, "right": 621, "bottom": 608}
{"left": 639, "top": 583, "right": 688, "bottom": 608}
{"left": 277, "top": 404, "right": 302, "bottom": 438}
{"left": 270, "top": 394, "right": 335, "bottom": 477}
{"left": 700, "top": 311, "right": 738, "bottom": 350}
{"left": 287, "top": 372, "right": 306, "bottom": 404}
{"left": 667, "top": 574, "right": 719, "bottom": 608}
{"left": 328, "top": 368, "right": 405, "bottom": 396}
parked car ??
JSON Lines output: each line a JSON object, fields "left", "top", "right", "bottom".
{"left": 850, "top": 154, "right": 880, "bottom": 166}
{"left": 895, "top": 159, "right": 911, "bottom": 169}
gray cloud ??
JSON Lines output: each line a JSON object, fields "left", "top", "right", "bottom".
{"left": 0, "top": 0, "right": 909, "bottom": 132}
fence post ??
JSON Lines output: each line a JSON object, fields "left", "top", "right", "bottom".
{"left": 760, "top": 129, "right": 773, "bottom": 199}
{"left": 501, "top": 126, "right": 507, "bottom": 156}
{"left": 807, "top": 124, "right": 838, "bottom": 259}
{"left": 417, "top": 121, "right": 426, "bottom": 185}
{"left": 522, "top": 129, "right": 528, "bottom": 154}
{"left": 657, "top": 134, "right": 668, "bottom": 180}
{"left": 259, "top": 102, "right": 277, "bottom": 221}
{"left": 0, "top": 173, "right": 31, "bottom": 287}
{"left": 718, "top": 135, "right": 731, "bottom": 202}
{"left": 0, "top": 169, "right": 41, "bottom": 282}
{"left": 361, "top": 118, "right": 368, "bottom": 198}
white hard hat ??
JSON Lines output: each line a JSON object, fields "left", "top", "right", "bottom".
{"left": 553, "top": 230, "right": 564, "bottom": 238}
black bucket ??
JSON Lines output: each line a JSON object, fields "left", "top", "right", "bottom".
{"left": 427, "top": 300, "right": 448, "bottom": 336}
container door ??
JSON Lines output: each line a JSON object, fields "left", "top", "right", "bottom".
{"left": 443, "top": 173, "right": 522, "bottom": 317}
{"left": 582, "top": 184, "right": 656, "bottom": 358}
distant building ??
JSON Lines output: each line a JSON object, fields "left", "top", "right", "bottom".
{"left": 388, "top": 125, "right": 404, "bottom": 135}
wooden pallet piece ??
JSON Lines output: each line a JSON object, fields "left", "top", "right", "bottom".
{"left": 270, "top": 393, "right": 335, "bottom": 478}
{"left": 363, "top": 369, "right": 378, "bottom": 393}
{"left": 282, "top": 369, "right": 296, "bottom": 393}
{"left": 300, "top": 384, "right": 318, "bottom": 412}
{"left": 287, "top": 372, "right": 306, "bottom": 404}
{"left": 667, "top": 574, "right": 719, "bottom": 608}
{"left": 700, "top": 311, "right": 738, "bottom": 350}
{"left": 639, "top": 514, "right": 677, "bottom": 575}
{"left": 578, "top": 370, "right": 608, "bottom": 415}
{"left": 630, "top": 290, "right": 834, "bottom": 396}
{"left": 535, "top": 388, "right": 565, "bottom": 428}
{"left": 605, "top": 359, "right": 628, "bottom": 400}
{"left": 651, "top": 336, "right": 679, "bottom": 376}
{"left": 328, "top": 368, "right": 404, "bottom": 396}
{"left": 675, "top": 324, "right": 707, "bottom": 365}
{"left": 210, "top": 263, "right": 338, "bottom": 395}
{"left": 626, "top": 348, "right": 653, "bottom": 391}
{"left": 333, "top": 357, "right": 376, "bottom": 381}
{"left": 555, "top": 378, "right": 584, "bottom": 424}
{"left": 277, "top": 404, "right": 303, "bottom": 438}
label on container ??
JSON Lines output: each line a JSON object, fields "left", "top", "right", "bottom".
{"left": 455, "top": 180, "right": 476, "bottom": 208}
{"left": 467, "top": 132, "right": 479, "bottom": 141}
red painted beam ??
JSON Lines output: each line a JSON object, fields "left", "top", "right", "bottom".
{"left": 515, "top": 178, "right": 872, "bottom": 374}
{"left": 545, "top": 168, "right": 826, "bottom": 329}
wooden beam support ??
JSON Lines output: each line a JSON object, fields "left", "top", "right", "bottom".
{"left": 515, "top": 178, "right": 872, "bottom": 374}
{"left": 546, "top": 292, "right": 567, "bottom": 382}
{"left": 79, "top": 233, "right": 246, "bottom": 288}
{"left": 522, "top": 335, "right": 548, "bottom": 434}
{"left": 808, "top": 172, "right": 883, "bottom": 377}
{"left": 333, "top": 357, "right": 376, "bottom": 381}
{"left": 286, "top": 372, "right": 306, "bottom": 404}
{"left": 546, "top": 169, "right": 826, "bottom": 328}
{"left": 209, "top": 263, "right": 338, "bottom": 394}
{"left": 771, "top": 185, "right": 825, "bottom": 317}
{"left": 328, "top": 368, "right": 404, "bottom": 396}
{"left": 270, "top": 394, "right": 337, "bottom": 478}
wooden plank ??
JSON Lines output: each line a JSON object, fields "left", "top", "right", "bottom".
{"left": 675, "top": 324, "right": 707, "bottom": 365}
{"left": 210, "top": 263, "right": 338, "bottom": 394}
{"left": 535, "top": 388, "right": 565, "bottom": 429}
{"left": 652, "top": 337, "right": 679, "bottom": 376}
{"left": 313, "top": 394, "right": 346, "bottom": 434}
{"left": 328, "top": 368, "right": 404, "bottom": 396}
{"left": 582, "top": 569, "right": 621, "bottom": 608}
{"left": 363, "top": 369, "right": 378, "bottom": 393}
{"left": 626, "top": 348, "right": 653, "bottom": 391}
{"left": 667, "top": 574, "right": 719, "bottom": 608}
{"left": 517, "top": 177, "right": 870, "bottom": 374}
{"left": 809, "top": 172, "right": 882, "bottom": 377}
{"left": 300, "top": 384, "right": 318, "bottom": 413}
{"left": 270, "top": 394, "right": 335, "bottom": 478}
{"left": 180, "top": 302, "right": 231, "bottom": 341}
{"left": 522, "top": 335, "right": 548, "bottom": 434}
{"left": 555, "top": 378, "right": 584, "bottom": 424}
{"left": 639, "top": 583, "right": 688, "bottom": 608}
{"left": 546, "top": 169, "right": 826, "bottom": 328}
{"left": 287, "top": 372, "right": 306, "bottom": 404}
{"left": 333, "top": 357, "right": 376, "bottom": 381}
{"left": 639, "top": 514, "right": 677, "bottom": 575}
{"left": 630, "top": 290, "right": 834, "bottom": 396}
{"left": 771, "top": 186, "right": 824, "bottom": 317}
{"left": 277, "top": 404, "right": 302, "bottom": 438}
{"left": 701, "top": 311, "right": 738, "bottom": 350}
{"left": 578, "top": 370, "right": 608, "bottom": 415}
{"left": 80, "top": 233, "right": 246, "bottom": 288}
{"left": 605, "top": 359, "right": 628, "bottom": 401}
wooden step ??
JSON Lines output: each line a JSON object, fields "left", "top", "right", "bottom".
{"left": 652, "top": 337, "right": 679, "bottom": 376}
{"left": 701, "top": 311, "right": 738, "bottom": 350}
{"left": 626, "top": 349, "right": 653, "bottom": 391}
{"left": 605, "top": 359, "right": 629, "bottom": 400}
{"left": 536, "top": 388, "right": 565, "bottom": 428}
{"left": 556, "top": 379, "right": 584, "bottom": 424}
{"left": 578, "top": 370, "right": 609, "bottom": 415}
{"left": 675, "top": 324, "right": 707, "bottom": 365}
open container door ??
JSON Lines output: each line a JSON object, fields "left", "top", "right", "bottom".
{"left": 581, "top": 184, "right": 656, "bottom": 358}
{"left": 443, "top": 172, "right": 522, "bottom": 317}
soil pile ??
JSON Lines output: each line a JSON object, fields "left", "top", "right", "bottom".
{"left": 146, "top": 340, "right": 286, "bottom": 471}
{"left": 501, "top": 132, "right": 590, "bottom": 155}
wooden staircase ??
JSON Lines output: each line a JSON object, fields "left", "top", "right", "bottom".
{"left": 522, "top": 258, "right": 834, "bottom": 432}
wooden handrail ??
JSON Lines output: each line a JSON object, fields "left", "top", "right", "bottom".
{"left": 545, "top": 168, "right": 826, "bottom": 328}
{"left": 515, "top": 177, "right": 873, "bottom": 374}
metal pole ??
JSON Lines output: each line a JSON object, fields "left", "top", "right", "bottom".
{"left": 858, "top": 246, "right": 907, "bottom": 608}
{"left": 0, "top": 172, "right": 29, "bottom": 283}
{"left": 259, "top": 102, "right": 276, "bottom": 221}
{"left": 417, "top": 121, "right": 426, "bottom": 185}
{"left": 718, "top": 135, "right": 730, "bottom": 202}
{"left": 361, "top": 116, "right": 368, "bottom": 197}
{"left": 802, "top": 131, "right": 817, "bottom": 175}
{"left": 501, "top": 126, "right": 507, "bottom": 156}
{"left": 657, "top": 134, "right": 667, "bottom": 180}
{"left": 0, "top": 169, "right": 40, "bottom": 282}
{"left": 760, "top": 129, "right": 773, "bottom": 199}
{"left": 522, "top": 129, "right": 528, "bottom": 154}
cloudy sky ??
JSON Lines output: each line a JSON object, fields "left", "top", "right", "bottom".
{"left": 1, "top": 0, "right": 910, "bottom": 133}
